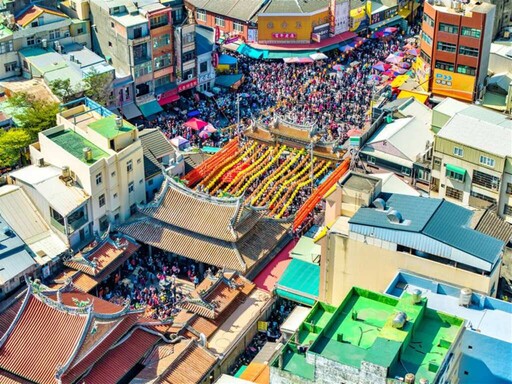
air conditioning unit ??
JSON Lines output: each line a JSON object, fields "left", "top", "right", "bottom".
{"left": 187, "top": 74, "right": 193, "bottom": 80}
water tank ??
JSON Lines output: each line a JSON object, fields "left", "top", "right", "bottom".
{"left": 405, "top": 373, "right": 415, "bottom": 384}
{"left": 412, "top": 289, "right": 422, "bottom": 304}
{"left": 387, "top": 209, "right": 403, "bottom": 224}
{"left": 392, "top": 311, "right": 407, "bottom": 329}
{"left": 419, "top": 378, "right": 429, "bottom": 384}
{"left": 41, "top": 39, "right": 47, "bottom": 49}
{"left": 83, "top": 147, "right": 93, "bottom": 162}
{"left": 115, "top": 116, "right": 123, "bottom": 128}
{"left": 459, "top": 288, "right": 472, "bottom": 306}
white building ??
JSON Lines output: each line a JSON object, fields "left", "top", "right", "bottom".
{"left": 29, "top": 98, "right": 146, "bottom": 233}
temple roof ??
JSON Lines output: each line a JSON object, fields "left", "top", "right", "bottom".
{"left": 140, "top": 177, "right": 263, "bottom": 241}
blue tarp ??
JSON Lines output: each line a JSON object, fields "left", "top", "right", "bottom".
{"left": 187, "top": 110, "right": 200, "bottom": 118}
{"left": 218, "top": 54, "right": 238, "bottom": 65}
{"left": 215, "top": 74, "right": 244, "bottom": 88}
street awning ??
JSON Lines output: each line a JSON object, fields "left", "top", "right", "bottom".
{"left": 138, "top": 100, "right": 163, "bottom": 118}
{"left": 215, "top": 74, "right": 244, "bottom": 89}
{"left": 218, "top": 54, "right": 238, "bottom": 65}
{"left": 275, "top": 258, "right": 319, "bottom": 306}
{"left": 120, "top": 102, "right": 142, "bottom": 120}
{"left": 398, "top": 90, "right": 429, "bottom": 104}
{"left": 158, "top": 94, "right": 180, "bottom": 106}
{"left": 275, "top": 289, "right": 316, "bottom": 306}
{"left": 446, "top": 164, "right": 466, "bottom": 178}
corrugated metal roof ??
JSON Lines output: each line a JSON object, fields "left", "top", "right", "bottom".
{"left": 423, "top": 201, "right": 504, "bottom": 264}
{"left": 276, "top": 258, "right": 319, "bottom": 299}
{"left": 0, "top": 185, "right": 68, "bottom": 262}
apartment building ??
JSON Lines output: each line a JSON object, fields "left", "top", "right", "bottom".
{"left": 430, "top": 98, "right": 512, "bottom": 223}
{"left": 419, "top": 0, "right": 495, "bottom": 102}
{"left": 28, "top": 98, "right": 145, "bottom": 233}
{"left": 318, "top": 173, "right": 505, "bottom": 306}
{"left": 88, "top": 0, "right": 176, "bottom": 118}
{"left": 0, "top": 0, "right": 91, "bottom": 80}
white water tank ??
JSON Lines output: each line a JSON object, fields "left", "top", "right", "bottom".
{"left": 411, "top": 289, "right": 422, "bottom": 304}
{"left": 405, "top": 373, "right": 415, "bottom": 384}
{"left": 419, "top": 378, "right": 429, "bottom": 384}
{"left": 459, "top": 288, "right": 472, "bottom": 306}
{"left": 392, "top": 311, "right": 407, "bottom": 329}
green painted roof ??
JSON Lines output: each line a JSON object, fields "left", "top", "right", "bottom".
{"left": 47, "top": 130, "right": 109, "bottom": 164}
{"left": 276, "top": 258, "right": 319, "bottom": 300}
{"left": 88, "top": 115, "right": 136, "bottom": 139}
{"left": 0, "top": 24, "right": 13, "bottom": 37}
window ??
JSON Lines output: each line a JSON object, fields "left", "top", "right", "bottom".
{"left": 136, "top": 82, "right": 151, "bottom": 97}
{"left": 200, "top": 61, "right": 208, "bottom": 73}
{"left": 479, "top": 155, "right": 495, "bottom": 167}
{"left": 453, "top": 147, "right": 464, "bottom": 157}
{"left": 401, "top": 167, "right": 411, "bottom": 176}
{"left": 108, "top": 41, "right": 113, "bottom": 47}
{"left": 459, "top": 46, "right": 479, "bottom": 57}
{"left": 439, "top": 23, "right": 459, "bottom": 34}
{"left": 130, "top": 204, "right": 137, "bottom": 215}
{"left": 506, "top": 183, "right": 512, "bottom": 195}
{"left": 111, "top": 21, "right": 115, "bottom": 28}
{"left": 421, "top": 31, "right": 432, "bottom": 45}
{"left": 437, "top": 41, "right": 457, "bottom": 53}
{"left": 154, "top": 74, "right": 171, "bottom": 88}
{"left": 137, "top": 158, "right": 142, "bottom": 164}
{"left": 99, "top": 215, "right": 109, "bottom": 232}
{"left": 111, "top": 171, "right": 116, "bottom": 177}
{"left": 96, "top": 172, "right": 102, "bottom": 185}
{"left": 436, "top": 60, "right": 454, "bottom": 72}
{"left": 154, "top": 53, "right": 172, "bottom": 69}
{"left": 470, "top": 190, "right": 496, "bottom": 204}
{"left": 504, "top": 205, "right": 512, "bottom": 216}
{"left": 215, "top": 16, "right": 225, "bottom": 27}
{"left": 433, "top": 157, "right": 442, "bottom": 171}
{"left": 27, "top": 36, "right": 35, "bottom": 46}
{"left": 99, "top": 194, "right": 106, "bottom": 207}
{"left": 182, "top": 50, "right": 195, "bottom": 62}
{"left": 196, "top": 9, "right": 207, "bottom": 22}
{"left": 183, "top": 33, "right": 194, "bottom": 44}
{"left": 234, "top": 22, "right": 244, "bottom": 33}
{"left": 77, "top": 27, "right": 84, "bottom": 34}
{"left": 473, "top": 170, "right": 500, "bottom": 190}
{"left": 461, "top": 27, "right": 481, "bottom": 38}
{"left": 0, "top": 41, "right": 14, "bottom": 54}
{"left": 134, "top": 62, "right": 152, "bottom": 77}
{"left": 4, "top": 62, "right": 17, "bottom": 72}
{"left": 127, "top": 160, "right": 133, "bottom": 172}
{"left": 114, "top": 213, "right": 120, "bottom": 221}
{"left": 457, "top": 65, "right": 476, "bottom": 76}
{"left": 139, "top": 179, "right": 143, "bottom": 184}
{"left": 49, "top": 29, "right": 61, "bottom": 40}
{"left": 150, "top": 15, "right": 168, "bottom": 29}
{"left": 153, "top": 34, "right": 170, "bottom": 49}
{"left": 133, "top": 27, "right": 142, "bottom": 39}
{"left": 31, "top": 21, "right": 39, "bottom": 28}
{"left": 446, "top": 168, "right": 465, "bottom": 182}
{"left": 113, "top": 193, "right": 118, "bottom": 199}
{"left": 23, "top": 60, "right": 29, "bottom": 70}
{"left": 128, "top": 182, "right": 134, "bottom": 193}
{"left": 367, "top": 156, "right": 376, "bottom": 165}
{"left": 50, "top": 207, "right": 65, "bottom": 232}
{"left": 420, "top": 50, "right": 431, "bottom": 64}
{"left": 423, "top": 13, "right": 434, "bottom": 27}
{"left": 446, "top": 186, "right": 463, "bottom": 201}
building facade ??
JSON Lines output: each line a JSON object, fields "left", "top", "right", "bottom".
{"left": 0, "top": 1, "right": 91, "bottom": 80}
{"left": 28, "top": 98, "right": 145, "bottom": 233}
{"left": 418, "top": 0, "right": 495, "bottom": 102}
{"left": 430, "top": 101, "right": 512, "bottom": 223}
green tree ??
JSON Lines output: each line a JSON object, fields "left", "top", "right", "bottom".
{"left": 49, "top": 78, "right": 77, "bottom": 102}
{"left": 0, "top": 129, "right": 32, "bottom": 167}
{"left": 83, "top": 68, "right": 113, "bottom": 106}
{"left": 7, "top": 93, "right": 59, "bottom": 139}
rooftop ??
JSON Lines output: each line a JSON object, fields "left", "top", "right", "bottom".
{"left": 261, "top": 0, "right": 330, "bottom": 14}
{"left": 88, "top": 115, "right": 136, "bottom": 139}
{"left": 46, "top": 129, "right": 109, "bottom": 164}
{"left": 15, "top": 5, "right": 68, "bottom": 28}
{"left": 273, "top": 288, "right": 464, "bottom": 383}
{"left": 187, "top": 0, "right": 265, "bottom": 21}
{"left": 349, "top": 194, "right": 505, "bottom": 269}
{"left": 428, "top": 0, "right": 495, "bottom": 15}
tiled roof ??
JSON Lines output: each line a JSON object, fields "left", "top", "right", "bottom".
{"left": 0, "top": 292, "right": 89, "bottom": 384}
{"left": 79, "top": 329, "right": 160, "bottom": 383}
{"left": 16, "top": 5, "right": 68, "bottom": 27}
{"left": 0, "top": 296, "right": 23, "bottom": 339}
{"left": 140, "top": 179, "right": 247, "bottom": 241}
{"left": 473, "top": 209, "right": 512, "bottom": 244}
{"left": 132, "top": 343, "right": 188, "bottom": 382}
{"left": 188, "top": 0, "right": 263, "bottom": 21}
{"left": 64, "top": 238, "right": 140, "bottom": 276}
{"left": 0, "top": 370, "right": 30, "bottom": 384}
{"left": 139, "top": 129, "right": 174, "bottom": 179}
{"left": 158, "top": 341, "right": 217, "bottom": 384}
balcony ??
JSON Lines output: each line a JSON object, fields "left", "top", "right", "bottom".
{"left": 128, "top": 34, "right": 151, "bottom": 46}
{"left": 134, "top": 55, "right": 152, "bottom": 66}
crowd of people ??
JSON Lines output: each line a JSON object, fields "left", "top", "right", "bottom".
{"left": 99, "top": 249, "right": 212, "bottom": 320}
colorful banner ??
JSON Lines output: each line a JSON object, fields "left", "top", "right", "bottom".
{"left": 350, "top": 6, "right": 367, "bottom": 32}
{"left": 412, "top": 56, "right": 430, "bottom": 91}
{"left": 431, "top": 69, "right": 475, "bottom": 101}
{"left": 212, "top": 51, "right": 218, "bottom": 68}
{"left": 178, "top": 78, "right": 198, "bottom": 92}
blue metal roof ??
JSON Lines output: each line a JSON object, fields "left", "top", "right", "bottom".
{"left": 423, "top": 201, "right": 504, "bottom": 264}
{"left": 349, "top": 194, "right": 442, "bottom": 233}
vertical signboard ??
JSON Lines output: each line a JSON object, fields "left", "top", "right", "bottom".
{"left": 335, "top": 1, "right": 350, "bottom": 35}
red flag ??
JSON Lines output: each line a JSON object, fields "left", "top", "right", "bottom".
{"left": 215, "top": 26, "right": 220, "bottom": 43}
{"left": 212, "top": 51, "right": 219, "bottom": 68}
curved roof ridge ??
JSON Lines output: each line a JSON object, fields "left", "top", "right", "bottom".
{"left": 232, "top": 244, "right": 247, "bottom": 272}
{"left": 0, "top": 285, "right": 32, "bottom": 349}
{"left": 168, "top": 175, "right": 243, "bottom": 207}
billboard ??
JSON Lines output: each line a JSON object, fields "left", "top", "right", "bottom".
{"left": 330, "top": 0, "right": 350, "bottom": 36}
{"left": 350, "top": 6, "right": 368, "bottom": 32}
{"left": 432, "top": 69, "right": 475, "bottom": 102}
{"left": 412, "top": 56, "right": 430, "bottom": 91}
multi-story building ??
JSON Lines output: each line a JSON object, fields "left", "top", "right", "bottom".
{"left": 318, "top": 173, "right": 505, "bottom": 305}
{"left": 487, "top": 0, "right": 512, "bottom": 38}
{"left": 430, "top": 98, "right": 512, "bottom": 223}
{"left": 418, "top": 0, "right": 495, "bottom": 102}
{"left": 28, "top": 97, "right": 146, "bottom": 233}
{"left": 174, "top": 22, "right": 198, "bottom": 93}
{"left": 89, "top": 0, "right": 176, "bottom": 118}
{"left": 0, "top": 0, "right": 91, "bottom": 80}
{"left": 196, "top": 25, "right": 215, "bottom": 92}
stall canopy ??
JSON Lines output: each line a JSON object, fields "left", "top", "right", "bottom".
{"left": 237, "top": 44, "right": 266, "bottom": 59}
{"left": 275, "top": 258, "right": 319, "bottom": 306}
{"left": 215, "top": 74, "right": 244, "bottom": 89}
{"left": 184, "top": 117, "right": 208, "bottom": 130}
{"left": 158, "top": 94, "right": 180, "bottom": 106}
{"left": 170, "top": 135, "right": 189, "bottom": 150}
{"left": 310, "top": 52, "right": 328, "bottom": 61}
{"left": 398, "top": 90, "right": 429, "bottom": 104}
{"left": 269, "top": 51, "right": 316, "bottom": 60}
{"left": 120, "top": 102, "right": 142, "bottom": 120}
{"left": 218, "top": 54, "right": 238, "bottom": 66}
{"left": 138, "top": 100, "right": 163, "bottom": 118}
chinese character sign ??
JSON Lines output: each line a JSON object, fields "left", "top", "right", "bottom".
{"left": 271, "top": 33, "right": 297, "bottom": 39}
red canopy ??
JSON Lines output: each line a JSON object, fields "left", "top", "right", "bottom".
{"left": 184, "top": 118, "right": 208, "bottom": 131}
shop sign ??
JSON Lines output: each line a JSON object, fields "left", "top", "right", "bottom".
{"left": 199, "top": 72, "right": 215, "bottom": 84}
{"left": 371, "top": 6, "right": 398, "bottom": 25}
{"left": 432, "top": 69, "right": 475, "bottom": 102}
{"left": 312, "top": 33, "right": 321, "bottom": 42}
{"left": 178, "top": 78, "right": 198, "bottom": 92}
{"left": 329, "top": 0, "right": 337, "bottom": 35}
{"left": 215, "top": 26, "right": 220, "bottom": 43}
{"left": 248, "top": 29, "right": 258, "bottom": 43}
{"left": 212, "top": 51, "right": 219, "bottom": 68}
{"left": 272, "top": 33, "right": 297, "bottom": 39}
